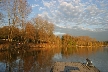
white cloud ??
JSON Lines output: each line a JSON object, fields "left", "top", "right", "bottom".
{"left": 35, "top": 0, "right": 39, "bottom": 1}
{"left": 39, "top": 0, "right": 108, "bottom": 32}
{"left": 38, "top": 12, "right": 51, "bottom": 21}
{"left": 43, "top": 2, "right": 51, "bottom": 8}
{"left": 39, "top": 7, "right": 45, "bottom": 11}
{"left": 31, "top": 4, "right": 39, "bottom": 8}
{"left": 42, "top": 0, "right": 57, "bottom": 8}
{"left": 53, "top": 32, "right": 66, "bottom": 35}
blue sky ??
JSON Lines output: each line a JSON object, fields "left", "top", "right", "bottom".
{"left": 28, "top": 0, "right": 108, "bottom": 41}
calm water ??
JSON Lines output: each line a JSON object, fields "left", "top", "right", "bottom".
{"left": 0, "top": 47, "right": 108, "bottom": 72}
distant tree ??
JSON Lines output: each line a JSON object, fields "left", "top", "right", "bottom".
{"left": 0, "top": 12, "right": 3, "bottom": 20}
{"left": 61, "top": 34, "right": 103, "bottom": 48}
{"left": 62, "top": 34, "right": 73, "bottom": 47}
{"left": 33, "top": 16, "right": 54, "bottom": 43}
{"left": 56, "top": 36, "right": 62, "bottom": 47}
{"left": 0, "top": 12, "right": 4, "bottom": 26}
{"left": 0, "top": 26, "right": 10, "bottom": 39}
{"left": 0, "top": 26, "right": 20, "bottom": 41}
{"left": 11, "top": 26, "right": 20, "bottom": 41}
{"left": 25, "top": 22, "right": 36, "bottom": 43}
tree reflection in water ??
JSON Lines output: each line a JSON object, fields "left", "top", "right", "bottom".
{"left": 61, "top": 47, "right": 103, "bottom": 57}
{"left": 0, "top": 46, "right": 103, "bottom": 72}
{"left": 0, "top": 46, "right": 61, "bottom": 72}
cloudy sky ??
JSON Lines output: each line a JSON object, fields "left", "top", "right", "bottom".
{"left": 28, "top": 0, "right": 108, "bottom": 41}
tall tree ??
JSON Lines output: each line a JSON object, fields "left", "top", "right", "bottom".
{"left": 25, "top": 22, "right": 36, "bottom": 43}
{"left": 17, "top": 0, "right": 31, "bottom": 28}
{"left": 1, "top": 0, "right": 12, "bottom": 41}
{"left": 0, "top": 12, "right": 3, "bottom": 20}
{"left": 33, "top": 16, "right": 54, "bottom": 43}
{"left": 1, "top": 0, "right": 31, "bottom": 42}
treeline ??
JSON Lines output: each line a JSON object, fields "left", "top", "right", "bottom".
{"left": 0, "top": 17, "right": 61, "bottom": 44}
{"left": 0, "top": 0, "right": 61, "bottom": 45}
{"left": 0, "top": 0, "right": 108, "bottom": 49}
{"left": 62, "top": 34, "right": 107, "bottom": 48}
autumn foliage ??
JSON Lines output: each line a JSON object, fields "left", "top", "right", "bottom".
{"left": 0, "top": 0, "right": 108, "bottom": 48}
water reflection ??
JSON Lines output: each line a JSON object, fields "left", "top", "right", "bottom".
{"left": 0, "top": 47, "right": 108, "bottom": 72}
{"left": 0, "top": 47, "right": 61, "bottom": 72}
{"left": 61, "top": 47, "right": 103, "bottom": 57}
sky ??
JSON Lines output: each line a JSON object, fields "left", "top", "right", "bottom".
{"left": 28, "top": 0, "right": 108, "bottom": 41}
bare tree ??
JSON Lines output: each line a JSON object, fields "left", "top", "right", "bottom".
{"left": 1, "top": 0, "right": 31, "bottom": 42}
{"left": 33, "top": 16, "right": 54, "bottom": 43}
{"left": 0, "top": 12, "right": 3, "bottom": 20}
{"left": 1, "top": 0, "right": 12, "bottom": 41}
{"left": 17, "top": 0, "right": 31, "bottom": 28}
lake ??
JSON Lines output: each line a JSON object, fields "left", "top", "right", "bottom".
{"left": 0, "top": 47, "right": 108, "bottom": 72}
